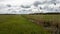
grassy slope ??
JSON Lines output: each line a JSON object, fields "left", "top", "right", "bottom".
{"left": 0, "top": 15, "right": 49, "bottom": 34}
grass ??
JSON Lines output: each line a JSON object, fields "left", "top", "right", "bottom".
{"left": 25, "top": 14, "right": 60, "bottom": 23}
{"left": 0, "top": 15, "right": 49, "bottom": 34}
{"left": 24, "top": 14, "right": 60, "bottom": 34}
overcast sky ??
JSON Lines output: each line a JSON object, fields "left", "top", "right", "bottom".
{"left": 0, "top": 0, "right": 47, "bottom": 5}
{"left": 0, "top": 0, "right": 60, "bottom": 14}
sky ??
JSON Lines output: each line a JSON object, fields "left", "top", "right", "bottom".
{"left": 0, "top": 0, "right": 60, "bottom": 14}
{"left": 0, "top": 0, "right": 48, "bottom": 5}
{"left": 0, "top": 0, "right": 38, "bottom": 5}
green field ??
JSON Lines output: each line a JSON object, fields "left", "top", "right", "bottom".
{"left": 23, "top": 14, "right": 60, "bottom": 34}
{"left": 0, "top": 15, "right": 49, "bottom": 34}
{"left": 0, "top": 14, "right": 60, "bottom": 34}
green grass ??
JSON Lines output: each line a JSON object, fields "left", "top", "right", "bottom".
{"left": 0, "top": 15, "right": 49, "bottom": 34}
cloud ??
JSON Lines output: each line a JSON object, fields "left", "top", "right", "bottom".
{"left": 20, "top": 5, "right": 31, "bottom": 8}
{"left": 0, "top": 0, "right": 5, "bottom": 2}
{"left": 0, "top": 0, "right": 60, "bottom": 14}
{"left": 0, "top": 0, "right": 37, "bottom": 6}
{"left": 33, "top": 1, "right": 41, "bottom": 7}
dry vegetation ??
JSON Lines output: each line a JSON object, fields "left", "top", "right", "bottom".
{"left": 23, "top": 14, "right": 60, "bottom": 34}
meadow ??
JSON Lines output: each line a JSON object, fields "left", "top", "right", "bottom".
{"left": 0, "top": 14, "right": 60, "bottom": 34}
{"left": 0, "top": 14, "right": 49, "bottom": 34}
{"left": 24, "top": 14, "right": 60, "bottom": 34}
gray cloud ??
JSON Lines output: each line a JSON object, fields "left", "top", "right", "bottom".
{"left": 42, "top": 0, "right": 59, "bottom": 5}
{"left": 0, "top": 0, "right": 5, "bottom": 2}
{"left": 20, "top": 5, "right": 31, "bottom": 8}
{"left": 33, "top": 1, "right": 42, "bottom": 7}
{"left": 6, "top": 4, "right": 11, "bottom": 7}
